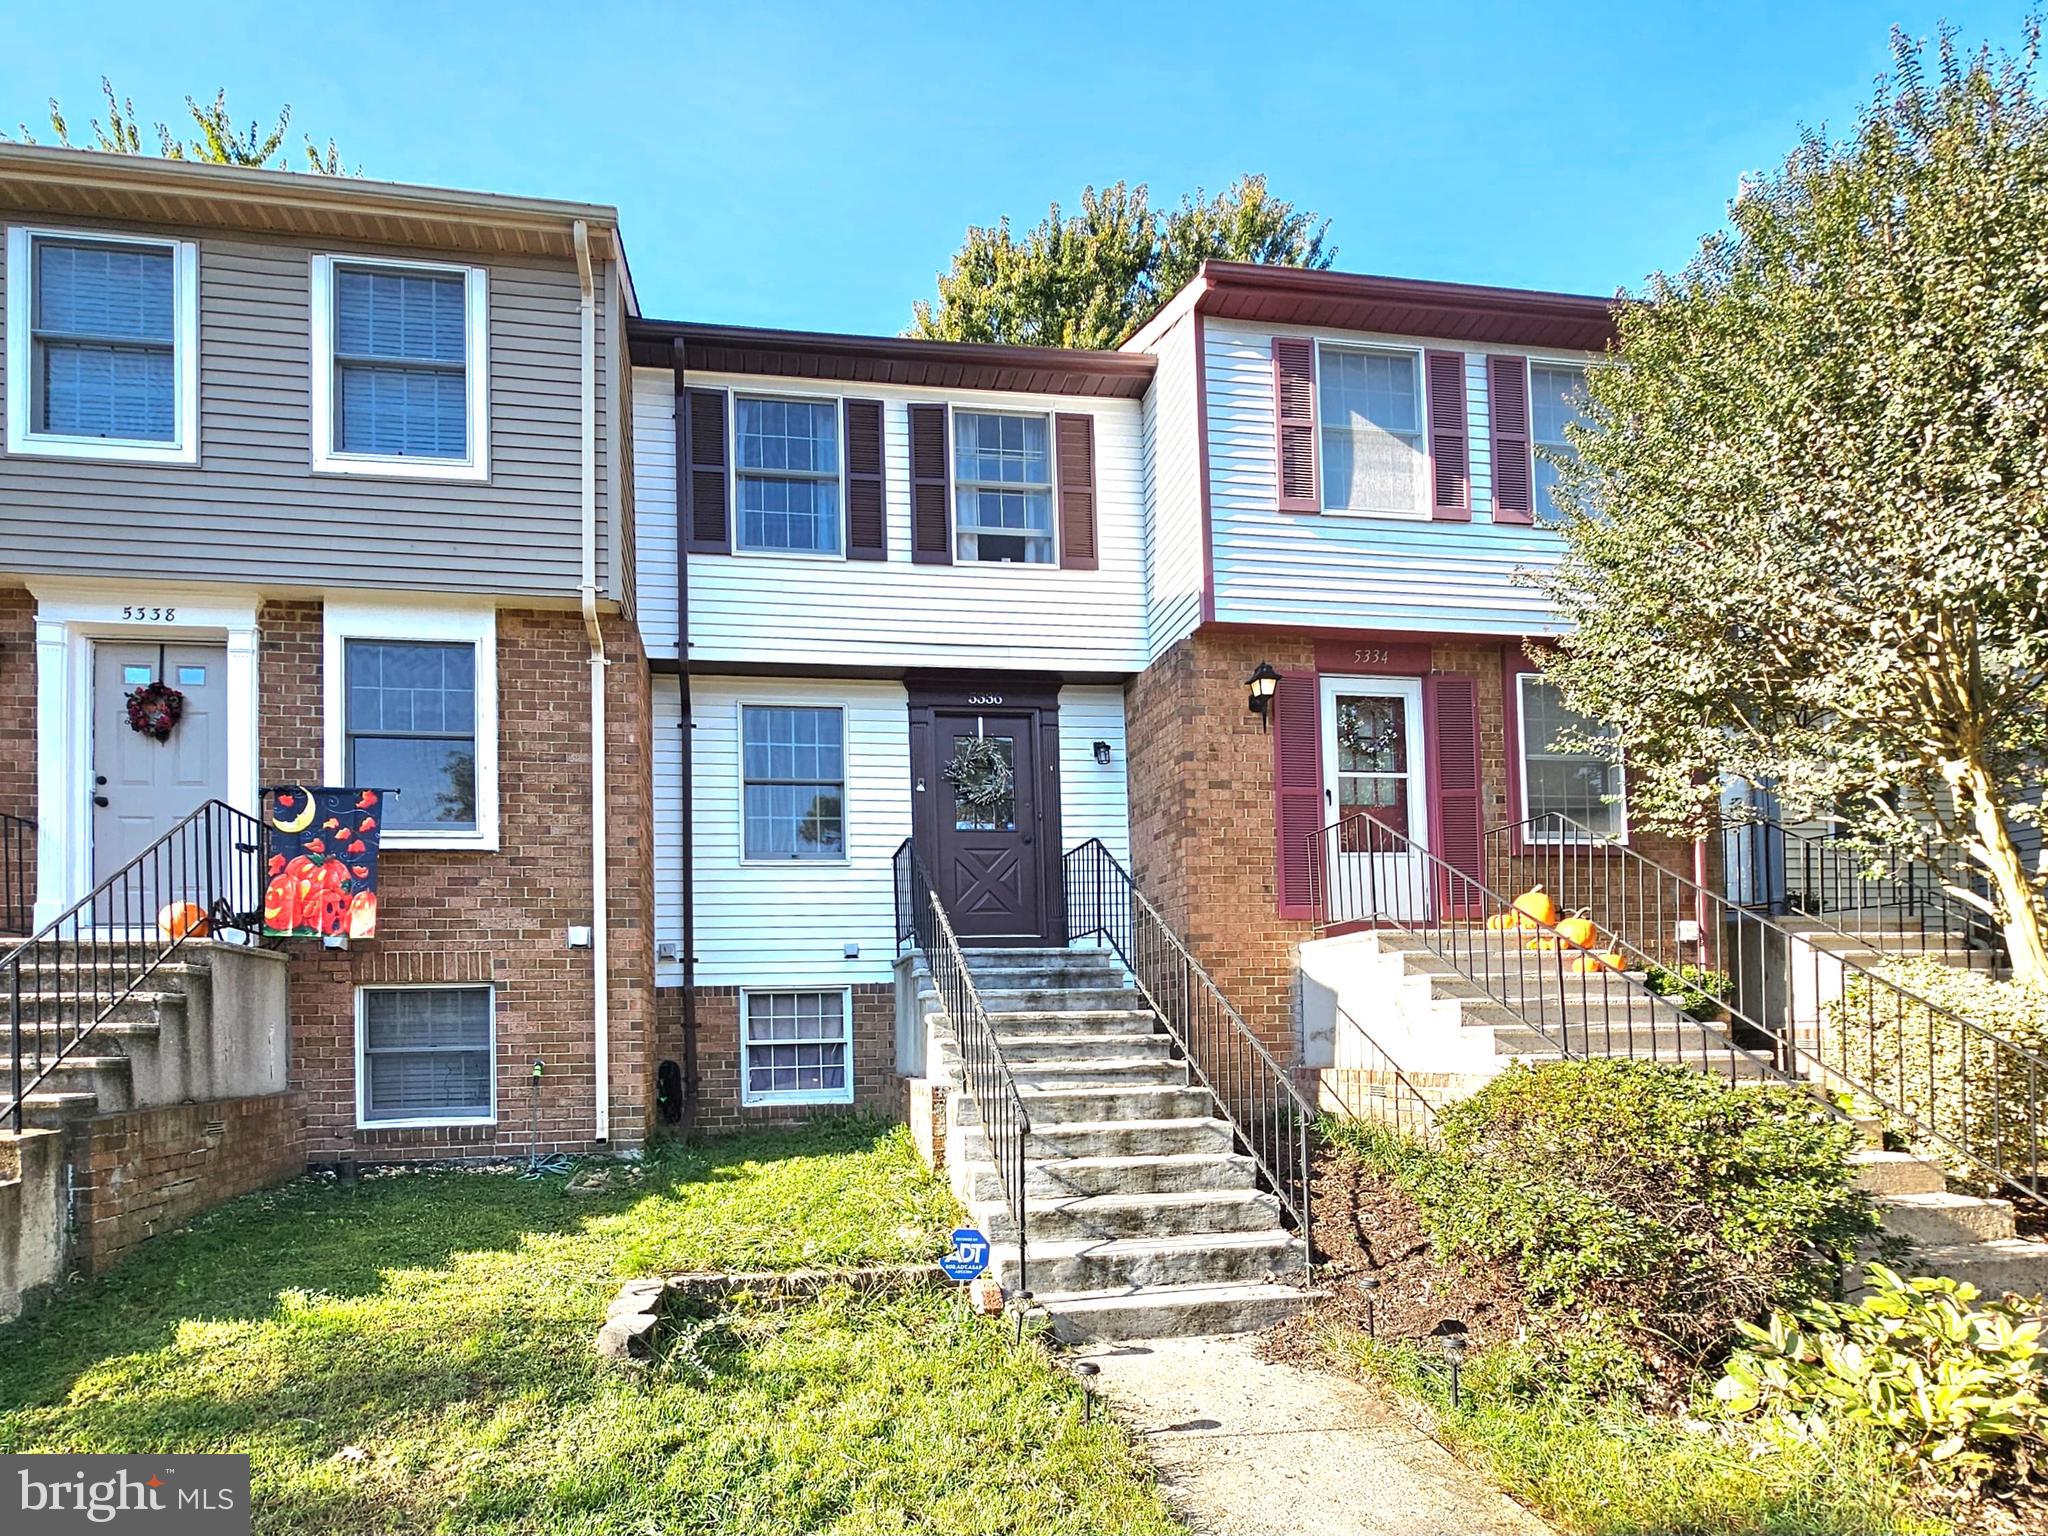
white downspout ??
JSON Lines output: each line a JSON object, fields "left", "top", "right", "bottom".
{"left": 574, "top": 218, "right": 610, "bottom": 1144}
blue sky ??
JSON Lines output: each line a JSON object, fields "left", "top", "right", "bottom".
{"left": 0, "top": 1, "right": 2029, "bottom": 333}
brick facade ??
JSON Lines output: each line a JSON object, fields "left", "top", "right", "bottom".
{"left": 72, "top": 1092, "right": 305, "bottom": 1275}
{"left": 1123, "top": 626, "right": 1703, "bottom": 1056}
{"left": 0, "top": 587, "right": 35, "bottom": 922}
{"left": 654, "top": 982, "right": 896, "bottom": 1134}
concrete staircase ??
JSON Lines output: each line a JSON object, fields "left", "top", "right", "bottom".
{"left": 935, "top": 946, "right": 1318, "bottom": 1342}
{"left": 1850, "top": 1131, "right": 2048, "bottom": 1297}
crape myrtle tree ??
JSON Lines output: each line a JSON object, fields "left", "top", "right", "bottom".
{"left": 1540, "top": 25, "right": 2048, "bottom": 989}
{"left": 910, "top": 174, "right": 1334, "bottom": 348}
{"left": 15, "top": 77, "right": 353, "bottom": 173}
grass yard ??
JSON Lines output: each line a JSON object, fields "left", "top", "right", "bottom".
{"left": 0, "top": 1118, "right": 1178, "bottom": 1536}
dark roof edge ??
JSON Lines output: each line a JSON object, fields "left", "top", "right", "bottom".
{"left": 1193, "top": 259, "right": 1621, "bottom": 326}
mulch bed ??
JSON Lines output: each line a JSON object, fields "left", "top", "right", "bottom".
{"left": 1258, "top": 1142, "right": 1524, "bottom": 1370}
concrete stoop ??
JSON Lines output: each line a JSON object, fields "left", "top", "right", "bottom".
{"left": 1849, "top": 1145, "right": 2048, "bottom": 1298}
{"left": 927, "top": 947, "right": 1319, "bottom": 1343}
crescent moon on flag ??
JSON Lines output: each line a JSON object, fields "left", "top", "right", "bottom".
{"left": 271, "top": 785, "right": 318, "bottom": 835}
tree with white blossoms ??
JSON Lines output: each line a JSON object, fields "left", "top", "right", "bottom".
{"left": 1540, "top": 24, "right": 2048, "bottom": 990}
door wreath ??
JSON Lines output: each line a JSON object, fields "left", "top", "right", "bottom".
{"left": 943, "top": 735, "right": 1015, "bottom": 820}
{"left": 125, "top": 681, "right": 186, "bottom": 742}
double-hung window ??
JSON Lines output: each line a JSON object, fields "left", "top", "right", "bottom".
{"left": 1318, "top": 345, "right": 1426, "bottom": 515}
{"left": 1530, "top": 363, "right": 1589, "bottom": 520}
{"left": 954, "top": 410, "right": 1054, "bottom": 563}
{"left": 741, "top": 705, "right": 846, "bottom": 860}
{"left": 357, "top": 985, "right": 495, "bottom": 1126}
{"left": 5, "top": 227, "right": 197, "bottom": 464}
{"left": 311, "top": 255, "right": 487, "bottom": 479}
{"left": 741, "top": 990, "right": 853, "bottom": 1105}
{"left": 1516, "top": 674, "right": 1626, "bottom": 841}
{"left": 736, "top": 396, "right": 841, "bottom": 554}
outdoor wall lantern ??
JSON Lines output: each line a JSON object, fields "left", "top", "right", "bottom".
{"left": 1092, "top": 740, "right": 1113, "bottom": 766}
{"left": 1245, "top": 661, "right": 1280, "bottom": 731}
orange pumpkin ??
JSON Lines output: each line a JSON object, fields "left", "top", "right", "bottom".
{"left": 157, "top": 901, "right": 209, "bottom": 940}
{"left": 1554, "top": 912, "right": 1599, "bottom": 951}
{"left": 1569, "top": 951, "right": 1628, "bottom": 974}
{"left": 1485, "top": 911, "right": 1527, "bottom": 932}
{"left": 1511, "top": 886, "right": 1558, "bottom": 928}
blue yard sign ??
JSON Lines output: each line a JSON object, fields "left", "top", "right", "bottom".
{"left": 941, "top": 1227, "right": 991, "bottom": 1282}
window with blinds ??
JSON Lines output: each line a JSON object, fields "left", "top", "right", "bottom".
{"left": 1318, "top": 345, "right": 1427, "bottom": 516}
{"left": 331, "top": 265, "right": 471, "bottom": 459}
{"left": 741, "top": 990, "right": 852, "bottom": 1105}
{"left": 30, "top": 236, "right": 177, "bottom": 442}
{"left": 358, "top": 986, "right": 494, "bottom": 1124}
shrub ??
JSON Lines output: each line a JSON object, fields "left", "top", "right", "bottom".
{"left": 1828, "top": 959, "right": 2048, "bottom": 1184}
{"left": 1715, "top": 1264, "right": 2048, "bottom": 1485}
{"left": 1644, "top": 963, "right": 1734, "bottom": 1021}
{"left": 1399, "top": 1059, "right": 1874, "bottom": 1356}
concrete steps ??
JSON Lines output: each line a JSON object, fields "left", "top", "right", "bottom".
{"left": 938, "top": 946, "right": 1318, "bottom": 1341}
{"left": 1848, "top": 1145, "right": 2048, "bottom": 1297}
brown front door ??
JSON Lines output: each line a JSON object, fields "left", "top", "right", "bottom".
{"left": 910, "top": 684, "right": 1063, "bottom": 947}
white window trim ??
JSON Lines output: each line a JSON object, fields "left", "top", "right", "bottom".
{"left": 354, "top": 982, "right": 498, "bottom": 1130}
{"left": 1515, "top": 671, "right": 1629, "bottom": 845}
{"left": 309, "top": 252, "right": 490, "bottom": 482}
{"left": 730, "top": 389, "right": 848, "bottom": 561}
{"left": 5, "top": 225, "right": 200, "bottom": 466}
{"left": 1313, "top": 337, "right": 1431, "bottom": 521}
{"left": 735, "top": 698, "right": 850, "bottom": 868}
{"left": 1527, "top": 357, "right": 1590, "bottom": 523}
{"left": 322, "top": 601, "right": 499, "bottom": 852}
{"left": 949, "top": 404, "right": 1063, "bottom": 568}
{"left": 739, "top": 986, "right": 856, "bottom": 1108}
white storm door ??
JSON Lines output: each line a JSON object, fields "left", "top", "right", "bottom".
{"left": 1320, "top": 676, "right": 1429, "bottom": 923}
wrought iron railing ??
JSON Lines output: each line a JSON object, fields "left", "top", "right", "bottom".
{"left": 893, "top": 839, "right": 1030, "bottom": 1291}
{"left": 1309, "top": 811, "right": 1796, "bottom": 1085}
{"left": 1482, "top": 811, "right": 2048, "bottom": 1202}
{"left": 0, "top": 812, "right": 32, "bottom": 937}
{"left": 1320, "top": 1002, "right": 1439, "bottom": 1142}
{"left": 5, "top": 799, "right": 271, "bottom": 1132}
{"left": 1063, "top": 838, "right": 1315, "bottom": 1239}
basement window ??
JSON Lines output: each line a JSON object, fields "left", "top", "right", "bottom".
{"left": 356, "top": 985, "right": 496, "bottom": 1127}
{"left": 741, "top": 989, "right": 853, "bottom": 1106}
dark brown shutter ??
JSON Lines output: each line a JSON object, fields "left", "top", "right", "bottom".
{"left": 843, "top": 397, "right": 886, "bottom": 561}
{"left": 1488, "top": 355, "right": 1533, "bottom": 525}
{"left": 1055, "top": 412, "right": 1098, "bottom": 571}
{"left": 1427, "top": 350, "right": 1471, "bottom": 522}
{"left": 1272, "top": 670, "right": 1324, "bottom": 919}
{"left": 908, "top": 402, "right": 952, "bottom": 564}
{"left": 681, "top": 386, "right": 730, "bottom": 554}
{"left": 1425, "top": 673, "right": 1485, "bottom": 917}
{"left": 1272, "top": 337, "right": 1319, "bottom": 513}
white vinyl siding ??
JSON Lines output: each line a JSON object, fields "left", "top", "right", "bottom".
{"left": 1138, "top": 312, "right": 1205, "bottom": 659}
{"left": 633, "top": 369, "right": 1146, "bottom": 672}
{"left": 1057, "top": 685, "right": 1131, "bottom": 862}
{"left": 1204, "top": 319, "right": 1581, "bottom": 636}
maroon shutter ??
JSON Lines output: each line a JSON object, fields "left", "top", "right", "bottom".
{"left": 1488, "top": 355, "right": 1533, "bottom": 525}
{"left": 1272, "top": 670, "right": 1325, "bottom": 919}
{"left": 843, "top": 398, "right": 886, "bottom": 561}
{"left": 1055, "top": 412, "right": 1098, "bottom": 570}
{"left": 681, "top": 387, "right": 730, "bottom": 554}
{"left": 1427, "top": 350, "right": 1471, "bottom": 521}
{"left": 1425, "top": 673, "right": 1485, "bottom": 917}
{"left": 1272, "top": 337, "right": 1318, "bottom": 513}
{"left": 908, "top": 402, "right": 952, "bottom": 564}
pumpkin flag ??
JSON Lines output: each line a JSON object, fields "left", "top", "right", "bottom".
{"left": 264, "top": 786, "right": 384, "bottom": 939}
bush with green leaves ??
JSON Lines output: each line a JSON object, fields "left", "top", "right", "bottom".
{"left": 1715, "top": 1264, "right": 2048, "bottom": 1485}
{"left": 1395, "top": 1060, "right": 1874, "bottom": 1356}
{"left": 1644, "top": 963, "right": 1733, "bottom": 1021}
{"left": 1828, "top": 959, "right": 2048, "bottom": 1185}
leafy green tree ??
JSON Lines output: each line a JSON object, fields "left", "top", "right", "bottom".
{"left": 910, "top": 174, "right": 1333, "bottom": 348}
{"left": 1540, "top": 25, "right": 2048, "bottom": 988}
{"left": 16, "top": 77, "right": 354, "bottom": 173}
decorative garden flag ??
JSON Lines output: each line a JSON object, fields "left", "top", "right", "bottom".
{"left": 264, "top": 786, "right": 383, "bottom": 939}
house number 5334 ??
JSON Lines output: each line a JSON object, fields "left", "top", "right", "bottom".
{"left": 121, "top": 605, "right": 178, "bottom": 622}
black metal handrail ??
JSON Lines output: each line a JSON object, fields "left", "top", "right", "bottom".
{"left": 0, "top": 812, "right": 32, "bottom": 938}
{"left": 892, "top": 839, "right": 1030, "bottom": 1292}
{"left": 1483, "top": 811, "right": 2048, "bottom": 1202}
{"left": 1063, "top": 838, "right": 1315, "bottom": 1239}
{"left": 5, "top": 799, "right": 271, "bottom": 1132}
{"left": 1322, "top": 1002, "right": 1439, "bottom": 1143}
{"left": 1309, "top": 811, "right": 1798, "bottom": 1087}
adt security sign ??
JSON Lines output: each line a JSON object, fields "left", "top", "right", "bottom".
{"left": 942, "top": 1227, "right": 991, "bottom": 1282}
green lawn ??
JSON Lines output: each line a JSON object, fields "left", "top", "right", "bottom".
{"left": 0, "top": 1118, "right": 1178, "bottom": 1536}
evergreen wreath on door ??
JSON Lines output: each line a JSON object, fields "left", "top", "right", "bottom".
{"left": 125, "top": 681, "right": 186, "bottom": 742}
{"left": 942, "top": 734, "right": 1014, "bottom": 820}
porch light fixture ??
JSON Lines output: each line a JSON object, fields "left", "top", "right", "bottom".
{"left": 1245, "top": 661, "right": 1280, "bottom": 731}
{"left": 1092, "top": 740, "right": 1113, "bottom": 766}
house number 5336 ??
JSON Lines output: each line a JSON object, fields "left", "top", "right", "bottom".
{"left": 121, "top": 605, "right": 178, "bottom": 622}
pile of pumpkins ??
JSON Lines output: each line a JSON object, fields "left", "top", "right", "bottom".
{"left": 1483, "top": 885, "right": 1629, "bottom": 974}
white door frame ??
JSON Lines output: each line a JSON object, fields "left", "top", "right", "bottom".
{"left": 1319, "top": 675, "right": 1429, "bottom": 922}
{"left": 29, "top": 582, "right": 261, "bottom": 925}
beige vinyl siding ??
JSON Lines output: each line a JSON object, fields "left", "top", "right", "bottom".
{"left": 0, "top": 219, "right": 622, "bottom": 601}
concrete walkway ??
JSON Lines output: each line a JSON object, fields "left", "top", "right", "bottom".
{"left": 1079, "top": 1334, "right": 1552, "bottom": 1536}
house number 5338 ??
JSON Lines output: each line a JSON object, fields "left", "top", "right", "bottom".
{"left": 121, "top": 605, "right": 178, "bottom": 622}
